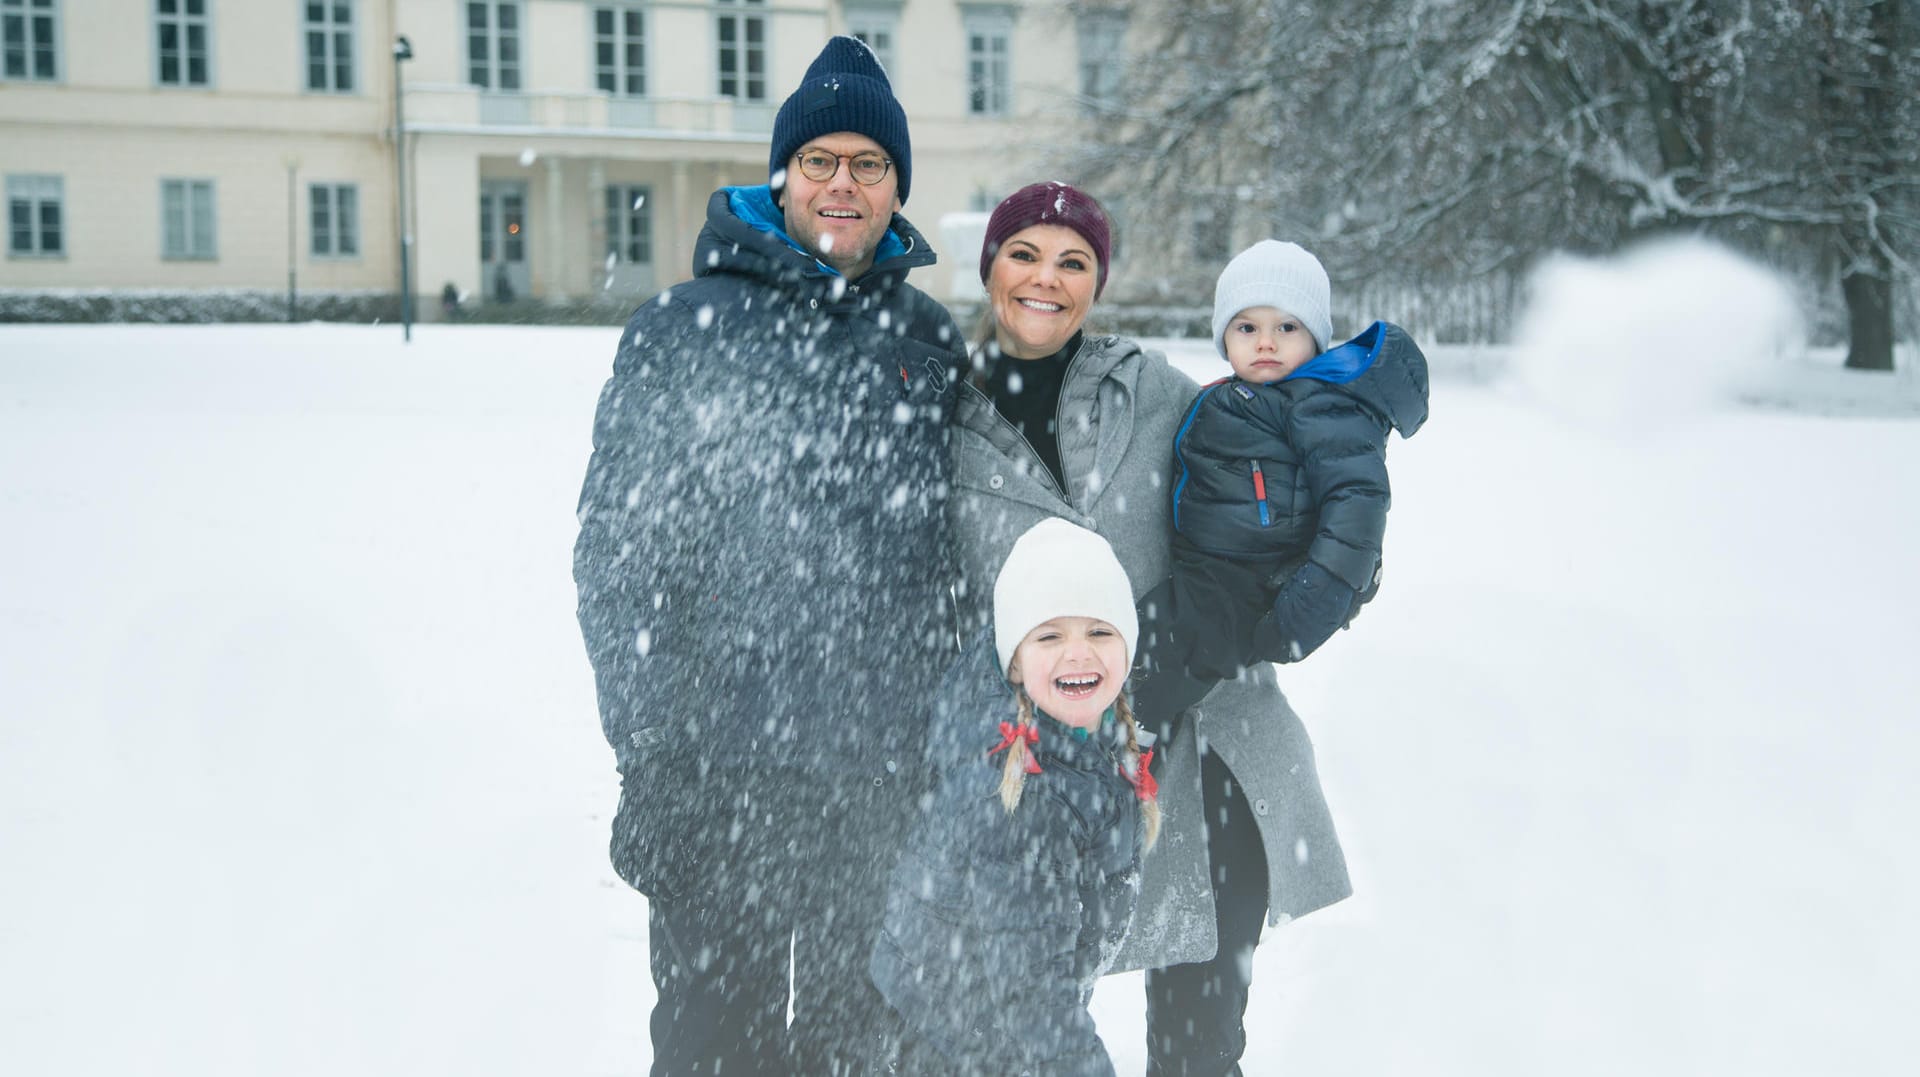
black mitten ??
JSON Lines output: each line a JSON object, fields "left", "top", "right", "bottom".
{"left": 1129, "top": 664, "right": 1214, "bottom": 747}
{"left": 1345, "top": 560, "right": 1382, "bottom": 628}
{"left": 1252, "top": 562, "right": 1358, "bottom": 664}
{"left": 1129, "top": 578, "right": 1211, "bottom": 745}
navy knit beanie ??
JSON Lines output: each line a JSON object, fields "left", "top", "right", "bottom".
{"left": 769, "top": 36, "right": 912, "bottom": 204}
{"left": 979, "top": 182, "right": 1113, "bottom": 298}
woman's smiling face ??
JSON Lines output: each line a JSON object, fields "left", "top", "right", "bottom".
{"left": 1007, "top": 616, "right": 1128, "bottom": 729}
{"left": 987, "top": 224, "right": 1100, "bottom": 359}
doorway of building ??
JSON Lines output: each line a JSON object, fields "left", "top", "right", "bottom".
{"left": 479, "top": 181, "right": 530, "bottom": 302}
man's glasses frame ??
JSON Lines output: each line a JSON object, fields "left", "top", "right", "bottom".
{"left": 790, "top": 149, "right": 894, "bottom": 187}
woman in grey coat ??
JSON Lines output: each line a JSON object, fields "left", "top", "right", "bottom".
{"left": 948, "top": 182, "right": 1352, "bottom": 1076}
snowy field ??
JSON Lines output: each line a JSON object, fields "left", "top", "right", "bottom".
{"left": 4, "top": 263, "right": 1919, "bottom": 1075}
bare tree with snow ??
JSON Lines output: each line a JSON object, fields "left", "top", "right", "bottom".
{"left": 1060, "top": 0, "right": 1916, "bottom": 365}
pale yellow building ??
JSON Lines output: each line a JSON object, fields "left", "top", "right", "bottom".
{"left": 0, "top": 0, "right": 1130, "bottom": 315}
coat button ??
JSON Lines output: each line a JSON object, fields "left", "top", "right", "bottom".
{"left": 1253, "top": 798, "right": 1270, "bottom": 816}
{"left": 873, "top": 776, "right": 885, "bottom": 787}
{"left": 988, "top": 474, "right": 1004, "bottom": 490}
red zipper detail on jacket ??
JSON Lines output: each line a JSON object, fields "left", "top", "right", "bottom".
{"left": 1251, "top": 460, "right": 1270, "bottom": 527}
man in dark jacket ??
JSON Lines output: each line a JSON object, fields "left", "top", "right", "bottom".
{"left": 572, "top": 35, "right": 964, "bottom": 1076}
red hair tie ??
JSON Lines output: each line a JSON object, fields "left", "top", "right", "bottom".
{"left": 988, "top": 721, "right": 1043, "bottom": 775}
{"left": 1127, "top": 750, "right": 1158, "bottom": 801}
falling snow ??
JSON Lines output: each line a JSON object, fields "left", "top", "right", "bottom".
{"left": 0, "top": 290, "right": 1915, "bottom": 1075}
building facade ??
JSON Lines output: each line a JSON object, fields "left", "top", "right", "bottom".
{"left": 1, "top": 0, "right": 1129, "bottom": 313}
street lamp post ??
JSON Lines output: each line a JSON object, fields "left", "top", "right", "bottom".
{"left": 393, "top": 35, "right": 414, "bottom": 342}
{"left": 285, "top": 156, "right": 299, "bottom": 323}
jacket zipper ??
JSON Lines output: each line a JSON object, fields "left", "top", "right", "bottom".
{"left": 1251, "top": 460, "right": 1271, "bottom": 526}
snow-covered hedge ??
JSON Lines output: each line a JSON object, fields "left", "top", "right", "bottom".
{"left": 0, "top": 289, "right": 400, "bottom": 324}
{"left": 0, "top": 289, "right": 639, "bottom": 326}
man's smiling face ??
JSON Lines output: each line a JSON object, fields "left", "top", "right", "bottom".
{"left": 779, "top": 132, "right": 899, "bottom": 279}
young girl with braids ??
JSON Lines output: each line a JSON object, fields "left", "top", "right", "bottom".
{"left": 868, "top": 517, "right": 1159, "bottom": 1077}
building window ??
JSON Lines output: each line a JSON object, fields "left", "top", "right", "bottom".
{"left": 715, "top": 0, "right": 765, "bottom": 102}
{"left": 844, "top": 5, "right": 897, "bottom": 75}
{"left": 1077, "top": 9, "right": 1125, "bottom": 115}
{"left": 466, "top": 1, "right": 521, "bottom": 91}
{"left": 310, "top": 183, "right": 359, "bottom": 257}
{"left": 593, "top": 5, "right": 644, "bottom": 97}
{"left": 7, "top": 174, "right": 63, "bottom": 256}
{"left": 160, "top": 178, "right": 215, "bottom": 259}
{"left": 155, "top": 0, "right": 210, "bottom": 87}
{"left": 304, "top": 0, "right": 354, "bottom": 93}
{"left": 1, "top": 0, "right": 60, "bottom": 81}
{"left": 962, "top": 7, "right": 1012, "bottom": 117}
{"left": 605, "top": 184, "right": 651, "bottom": 265}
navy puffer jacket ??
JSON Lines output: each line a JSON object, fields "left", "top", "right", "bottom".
{"left": 870, "top": 632, "right": 1144, "bottom": 1077}
{"left": 1171, "top": 320, "right": 1428, "bottom": 591}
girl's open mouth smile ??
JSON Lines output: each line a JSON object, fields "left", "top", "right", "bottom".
{"left": 1053, "top": 673, "right": 1103, "bottom": 700}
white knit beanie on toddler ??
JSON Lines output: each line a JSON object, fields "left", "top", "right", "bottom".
{"left": 992, "top": 518, "right": 1139, "bottom": 677}
{"left": 1210, "top": 239, "right": 1333, "bottom": 360}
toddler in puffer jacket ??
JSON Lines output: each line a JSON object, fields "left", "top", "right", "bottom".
{"left": 869, "top": 518, "right": 1160, "bottom": 1077}
{"left": 1136, "top": 240, "right": 1430, "bottom": 719}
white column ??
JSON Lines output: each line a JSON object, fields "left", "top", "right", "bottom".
{"left": 545, "top": 156, "right": 568, "bottom": 300}
{"left": 670, "top": 159, "right": 692, "bottom": 284}
{"left": 588, "top": 159, "right": 608, "bottom": 295}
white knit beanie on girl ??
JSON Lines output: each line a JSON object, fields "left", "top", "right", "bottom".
{"left": 992, "top": 518, "right": 1139, "bottom": 677}
{"left": 1210, "top": 239, "right": 1333, "bottom": 360}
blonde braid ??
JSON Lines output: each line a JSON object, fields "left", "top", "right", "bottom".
{"left": 997, "top": 689, "right": 1038, "bottom": 814}
{"left": 1114, "top": 693, "right": 1162, "bottom": 851}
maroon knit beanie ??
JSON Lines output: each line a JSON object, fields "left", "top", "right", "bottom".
{"left": 978, "top": 182, "right": 1113, "bottom": 298}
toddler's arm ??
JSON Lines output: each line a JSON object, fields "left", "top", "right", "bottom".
{"left": 1252, "top": 391, "right": 1393, "bottom": 663}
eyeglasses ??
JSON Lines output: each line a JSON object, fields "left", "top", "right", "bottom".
{"left": 791, "top": 150, "right": 893, "bottom": 186}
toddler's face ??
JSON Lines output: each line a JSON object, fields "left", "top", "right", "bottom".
{"left": 1223, "top": 305, "right": 1318, "bottom": 383}
{"left": 1008, "top": 616, "right": 1128, "bottom": 730}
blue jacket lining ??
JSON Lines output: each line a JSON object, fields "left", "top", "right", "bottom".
{"left": 724, "top": 184, "right": 906, "bottom": 277}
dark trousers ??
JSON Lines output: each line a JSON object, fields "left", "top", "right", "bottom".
{"left": 1145, "top": 749, "right": 1271, "bottom": 1077}
{"left": 644, "top": 779, "right": 912, "bottom": 1077}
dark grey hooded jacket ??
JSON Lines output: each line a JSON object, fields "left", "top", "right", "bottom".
{"left": 870, "top": 631, "right": 1144, "bottom": 1077}
{"left": 573, "top": 185, "right": 965, "bottom": 897}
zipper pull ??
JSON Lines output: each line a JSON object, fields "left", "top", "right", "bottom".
{"left": 1251, "top": 460, "right": 1270, "bottom": 526}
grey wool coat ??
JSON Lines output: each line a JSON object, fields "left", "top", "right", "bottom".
{"left": 948, "top": 333, "right": 1352, "bottom": 972}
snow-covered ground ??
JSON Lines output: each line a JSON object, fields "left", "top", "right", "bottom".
{"left": 4, "top": 281, "right": 1918, "bottom": 1074}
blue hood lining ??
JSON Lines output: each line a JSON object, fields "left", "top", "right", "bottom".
{"left": 724, "top": 184, "right": 906, "bottom": 277}
{"left": 1286, "top": 320, "right": 1385, "bottom": 385}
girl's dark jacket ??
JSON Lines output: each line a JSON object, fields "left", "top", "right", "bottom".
{"left": 572, "top": 186, "right": 965, "bottom": 899}
{"left": 869, "top": 632, "right": 1144, "bottom": 1077}
{"left": 1171, "top": 320, "right": 1430, "bottom": 592}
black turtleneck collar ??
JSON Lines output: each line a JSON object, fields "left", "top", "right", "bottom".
{"left": 984, "top": 330, "right": 1084, "bottom": 494}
